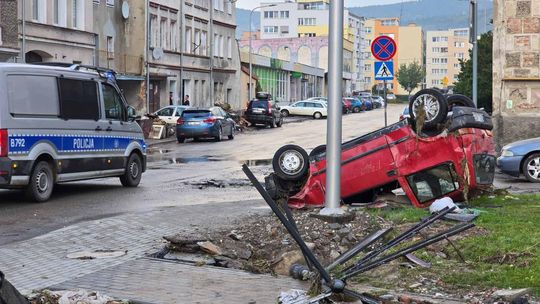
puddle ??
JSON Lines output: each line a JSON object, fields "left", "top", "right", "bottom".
{"left": 240, "top": 159, "right": 272, "bottom": 166}
{"left": 147, "top": 149, "right": 172, "bottom": 155}
{"left": 167, "top": 156, "right": 222, "bottom": 164}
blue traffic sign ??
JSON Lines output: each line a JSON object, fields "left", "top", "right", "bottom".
{"left": 371, "top": 36, "right": 397, "bottom": 61}
{"left": 374, "top": 61, "right": 394, "bottom": 81}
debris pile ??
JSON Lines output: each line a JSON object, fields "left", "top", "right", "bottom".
{"left": 28, "top": 289, "right": 128, "bottom": 304}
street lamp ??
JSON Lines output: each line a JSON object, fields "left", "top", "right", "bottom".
{"left": 249, "top": 4, "right": 277, "bottom": 100}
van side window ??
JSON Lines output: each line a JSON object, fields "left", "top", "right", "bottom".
{"left": 59, "top": 78, "right": 100, "bottom": 120}
{"left": 102, "top": 83, "right": 126, "bottom": 121}
{"left": 7, "top": 75, "right": 59, "bottom": 116}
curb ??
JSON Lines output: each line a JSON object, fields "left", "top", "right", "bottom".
{"left": 146, "top": 137, "right": 177, "bottom": 147}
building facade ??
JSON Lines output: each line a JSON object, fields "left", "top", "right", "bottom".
{"left": 425, "top": 28, "right": 471, "bottom": 89}
{"left": 20, "top": 0, "right": 95, "bottom": 64}
{"left": 493, "top": 0, "right": 540, "bottom": 149}
{"left": 0, "top": 0, "right": 19, "bottom": 62}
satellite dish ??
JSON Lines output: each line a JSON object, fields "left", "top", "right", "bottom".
{"left": 153, "top": 48, "right": 164, "bottom": 60}
{"left": 121, "top": 1, "right": 130, "bottom": 19}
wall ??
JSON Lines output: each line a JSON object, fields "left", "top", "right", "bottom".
{"left": 397, "top": 24, "right": 423, "bottom": 95}
{"left": 493, "top": 0, "right": 540, "bottom": 150}
{"left": 0, "top": 0, "right": 19, "bottom": 62}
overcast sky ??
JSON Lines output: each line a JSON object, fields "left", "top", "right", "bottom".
{"left": 235, "top": 0, "right": 404, "bottom": 10}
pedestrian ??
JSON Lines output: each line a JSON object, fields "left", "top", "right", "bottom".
{"left": 183, "top": 95, "right": 190, "bottom": 106}
{"left": 169, "top": 92, "right": 174, "bottom": 105}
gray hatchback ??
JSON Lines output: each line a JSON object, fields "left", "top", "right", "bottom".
{"left": 497, "top": 137, "right": 540, "bottom": 182}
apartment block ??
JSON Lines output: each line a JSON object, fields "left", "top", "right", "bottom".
{"left": 362, "top": 18, "right": 423, "bottom": 95}
{"left": 425, "top": 28, "right": 471, "bottom": 89}
{"left": 493, "top": 0, "right": 540, "bottom": 149}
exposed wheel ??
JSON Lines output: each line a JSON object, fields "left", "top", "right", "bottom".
{"left": 522, "top": 153, "right": 540, "bottom": 183}
{"left": 26, "top": 161, "right": 54, "bottom": 202}
{"left": 353, "top": 107, "right": 361, "bottom": 113}
{"left": 281, "top": 110, "right": 290, "bottom": 117}
{"left": 177, "top": 137, "right": 185, "bottom": 143}
{"left": 313, "top": 112, "right": 323, "bottom": 119}
{"left": 276, "top": 117, "right": 283, "bottom": 127}
{"left": 215, "top": 127, "right": 222, "bottom": 142}
{"left": 409, "top": 89, "right": 449, "bottom": 129}
{"left": 447, "top": 94, "right": 475, "bottom": 111}
{"left": 272, "top": 145, "right": 309, "bottom": 181}
{"left": 120, "top": 153, "right": 143, "bottom": 187}
{"left": 309, "top": 144, "right": 327, "bottom": 158}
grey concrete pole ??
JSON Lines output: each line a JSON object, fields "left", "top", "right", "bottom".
{"left": 471, "top": 0, "right": 478, "bottom": 107}
{"left": 320, "top": 0, "right": 345, "bottom": 216}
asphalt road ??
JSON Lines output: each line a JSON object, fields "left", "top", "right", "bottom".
{"left": 0, "top": 105, "right": 533, "bottom": 246}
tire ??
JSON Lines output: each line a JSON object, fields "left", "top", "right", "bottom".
{"left": 447, "top": 94, "right": 475, "bottom": 111}
{"left": 120, "top": 153, "right": 143, "bottom": 187}
{"left": 215, "top": 127, "right": 222, "bottom": 142}
{"left": 276, "top": 117, "right": 283, "bottom": 127}
{"left": 353, "top": 107, "right": 361, "bottom": 113}
{"left": 25, "top": 161, "right": 54, "bottom": 202}
{"left": 228, "top": 126, "right": 235, "bottom": 140}
{"left": 281, "top": 110, "right": 290, "bottom": 117}
{"left": 272, "top": 145, "right": 309, "bottom": 181}
{"left": 177, "top": 137, "right": 185, "bottom": 143}
{"left": 309, "top": 144, "right": 327, "bottom": 158}
{"left": 313, "top": 112, "right": 322, "bottom": 119}
{"left": 409, "top": 88, "right": 449, "bottom": 129}
{"left": 522, "top": 153, "right": 540, "bottom": 183}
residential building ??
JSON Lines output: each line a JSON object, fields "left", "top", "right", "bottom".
{"left": 256, "top": 0, "right": 367, "bottom": 94}
{"left": 493, "top": 0, "right": 540, "bottom": 149}
{"left": 19, "top": 0, "right": 95, "bottom": 64}
{"left": 93, "top": 0, "right": 147, "bottom": 112}
{"left": 0, "top": 0, "right": 19, "bottom": 62}
{"left": 362, "top": 18, "right": 423, "bottom": 96}
{"left": 240, "top": 51, "right": 325, "bottom": 104}
{"left": 425, "top": 28, "right": 471, "bottom": 90}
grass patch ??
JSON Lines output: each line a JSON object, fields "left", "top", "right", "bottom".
{"left": 368, "top": 206, "right": 428, "bottom": 224}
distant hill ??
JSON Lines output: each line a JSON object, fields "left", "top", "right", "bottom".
{"left": 236, "top": 0, "right": 492, "bottom": 39}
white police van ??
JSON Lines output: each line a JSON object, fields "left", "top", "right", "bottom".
{"left": 0, "top": 63, "right": 147, "bottom": 202}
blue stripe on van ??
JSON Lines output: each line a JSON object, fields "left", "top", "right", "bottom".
{"left": 7, "top": 134, "right": 146, "bottom": 155}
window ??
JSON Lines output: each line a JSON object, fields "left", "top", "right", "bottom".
{"left": 432, "top": 79, "right": 440, "bottom": 85}
{"left": 280, "top": 26, "right": 289, "bottom": 34}
{"left": 106, "top": 0, "right": 114, "bottom": 6}
{"left": 441, "top": 47, "right": 448, "bottom": 53}
{"left": 454, "top": 63, "right": 460, "bottom": 68}
{"left": 406, "top": 163, "right": 458, "bottom": 203}
{"left": 201, "top": 31, "right": 208, "bottom": 56}
{"left": 213, "top": 34, "right": 218, "bottom": 55}
{"left": 194, "top": 29, "right": 201, "bottom": 55}
{"left": 454, "top": 41, "right": 465, "bottom": 48}
{"left": 227, "top": 37, "right": 232, "bottom": 58}
{"left": 156, "top": 107, "right": 174, "bottom": 116}
{"left": 381, "top": 19, "right": 398, "bottom": 26}
{"left": 185, "top": 27, "right": 192, "bottom": 53}
{"left": 298, "top": 18, "right": 316, "bottom": 26}
{"left": 454, "top": 30, "right": 468, "bottom": 37}
{"left": 59, "top": 79, "right": 100, "bottom": 120}
{"left": 7, "top": 76, "right": 59, "bottom": 116}
{"left": 280, "top": 11, "right": 289, "bottom": 18}
{"left": 170, "top": 21, "right": 177, "bottom": 51}
{"left": 150, "top": 15, "right": 158, "bottom": 47}
{"left": 160, "top": 18, "right": 167, "bottom": 49}
{"left": 107, "top": 36, "right": 114, "bottom": 58}
{"left": 220, "top": 35, "right": 224, "bottom": 57}
{"left": 455, "top": 52, "right": 465, "bottom": 59}
{"left": 72, "top": 0, "right": 84, "bottom": 29}
{"left": 102, "top": 84, "right": 125, "bottom": 121}
{"left": 441, "top": 58, "right": 448, "bottom": 64}
{"left": 264, "top": 26, "right": 279, "bottom": 33}
{"left": 227, "top": 1, "right": 233, "bottom": 14}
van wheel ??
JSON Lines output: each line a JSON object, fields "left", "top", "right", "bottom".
{"left": 26, "top": 161, "right": 54, "bottom": 202}
{"left": 120, "top": 153, "right": 142, "bottom": 187}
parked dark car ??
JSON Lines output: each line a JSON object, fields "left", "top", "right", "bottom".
{"left": 176, "top": 107, "right": 235, "bottom": 143}
{"left": 497, "top": 137, "right": 540, "bottom": 182}
{"left": 245, "top": 99, "right": 283, "bottom": 128}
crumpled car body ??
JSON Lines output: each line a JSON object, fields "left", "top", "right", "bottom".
{"left": 287, "top": 110, "right": 496, "bottom": 209}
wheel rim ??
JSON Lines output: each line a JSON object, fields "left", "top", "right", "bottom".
{"left": 130, "top": 160, "right": 140, "bottom": 179}
{"left": 315, "top": 113, "right": 321, "bottom": 119}
{"left": 279, "top": 150, "right": 304, "bottom": 176}
{"left": 412, "top": 94, "right": 440, "bottom": 123}
{"left": 526, "top": 157, "right": 540, "bottom": 180}
{"left": 36, "top": 170, "right": 49, "bottom": 193}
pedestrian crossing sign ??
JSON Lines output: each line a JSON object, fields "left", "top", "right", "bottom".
{"left": 374, "top": 61, "right": 394, "bottom": 81}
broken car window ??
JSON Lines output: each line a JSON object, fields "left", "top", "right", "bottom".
{"left": 406, "top": 163, "right": 459, "bottom": 203}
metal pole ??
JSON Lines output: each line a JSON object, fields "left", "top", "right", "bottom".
{"left": 471, "top": 0, "right": 478, "bottom": 107}
{"left": 249, "top": 9, "right": 254, "bottom": 101}
{"left": 210, "top": 1, "right": 214, "bottom": 107}
{"left": 320, "top": 0, "right": 345, "bottom": 216}
{"left": 145, "top": 0, "right": 150, "bottom": 113}
{"left": 179, "top": 0, "right": 184, "bottom": 105}
{"left": 21, "top": 0, "right": 26, "bottom": 63}
{"left": 384, "top": 80, "right": 387, "bottom": 127}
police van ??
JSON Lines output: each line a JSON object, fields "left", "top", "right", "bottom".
{"left": 0, "top": 63, "right": 147, "bottom": 202}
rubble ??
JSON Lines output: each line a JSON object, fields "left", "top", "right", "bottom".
{"left": 491, "top": 288, "right": 532, "bottom": 302}
{"left": 28, "top": 289, "right": 128, "bottom": 304}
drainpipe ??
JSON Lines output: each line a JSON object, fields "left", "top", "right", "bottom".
{"left": 209, "top": 1, "right": 214, "bottom": 107}
{"left": 21, "top": 0, "right": 26, "bottom": 63}
{"left": 145, "top": 0, "right": 150, "bottom": 113}
{"left": 179, "top": 0, "right": 184, "bottom": 105}
{"left": 93, "top": 33, "right": 98, "bottom": 66}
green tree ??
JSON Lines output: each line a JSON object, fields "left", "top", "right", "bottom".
{"left": 454, "top": 31, "right": 493, "bottom": 113}
{"left": 397, "top": 61, "right": 425, "bottom": 97}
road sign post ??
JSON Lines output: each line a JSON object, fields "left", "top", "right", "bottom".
{"left": 372, "top": 36, "right": 397, "bottom": 128}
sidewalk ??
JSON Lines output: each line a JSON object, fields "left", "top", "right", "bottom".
{"left": 146, "top": 136, "right": 177, "bottom": 147}
{"left": 0, "top": 200, "right": 306, "bottom": 302}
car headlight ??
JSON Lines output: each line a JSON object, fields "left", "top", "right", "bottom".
{"left": 501, "top": 149, "right": 514, "bottom": 157}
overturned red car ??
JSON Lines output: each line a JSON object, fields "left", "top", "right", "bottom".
{"left": 266, "top": 89, "right": 496, "bottom": 209}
